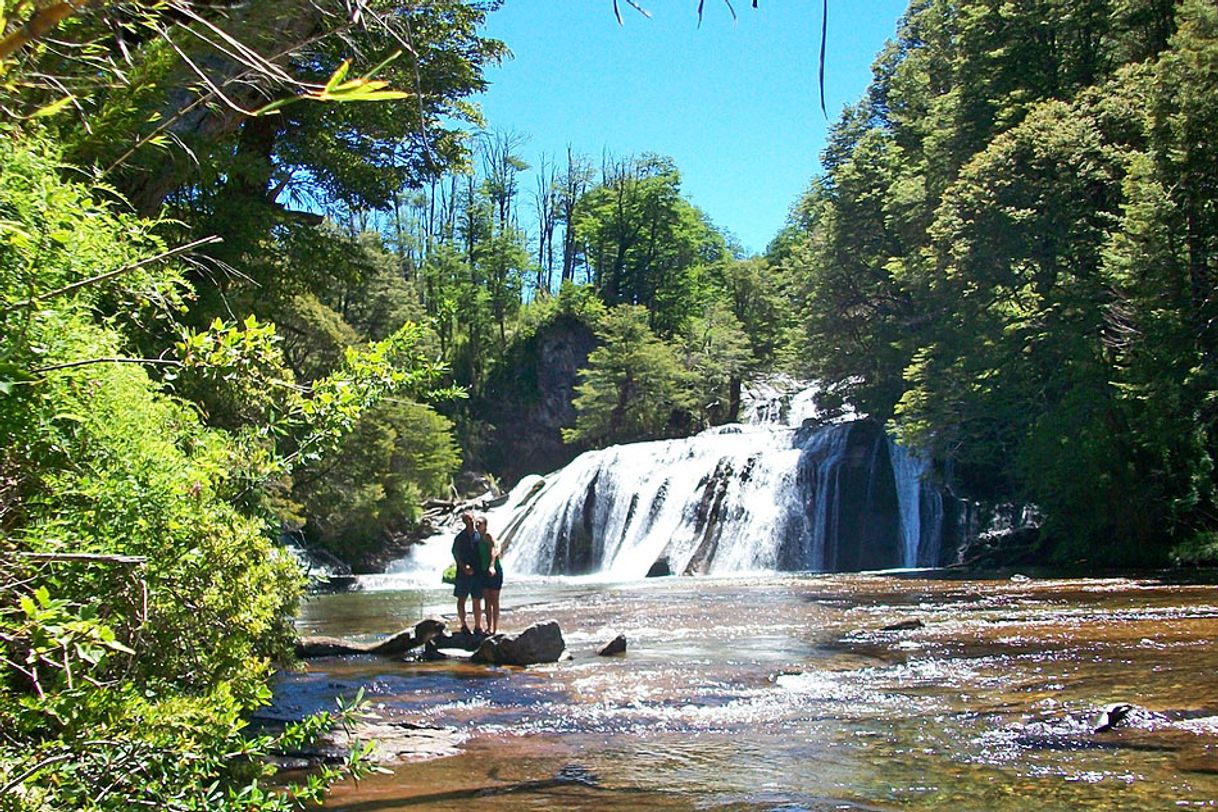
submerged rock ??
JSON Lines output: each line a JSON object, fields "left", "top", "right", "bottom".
{"left": 472, "top": 620, "right": 565, "bottom": 666}
{"left": 276, "top": 716, "right": 460, "bottom": 768}
{"left": 1093, "top": 702, "right": 1137, "bottom": 733}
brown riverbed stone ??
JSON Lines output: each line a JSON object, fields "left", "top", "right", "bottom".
{"left": 322, "top": 715, "right": 462, "bottom": 764}
{"left": 1179, "top": 745, "right": 1218, "bottom": 774}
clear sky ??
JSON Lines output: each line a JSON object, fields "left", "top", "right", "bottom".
{"left": 474, "top": 0, "right": 910, "bottom": 256}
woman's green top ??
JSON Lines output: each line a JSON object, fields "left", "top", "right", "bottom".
{"left": 478, "top": 534, "right": 502, "bottom": 574}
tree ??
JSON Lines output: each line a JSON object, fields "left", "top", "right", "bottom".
{"left": 533, "top": 153, "right": 561, "bottom": 292}
{"left": 681, "top": 300, "right": 753, "bottom": 425}
{"left": 774, "top": 0, "right": 1218, "bottom": 564}
{"left": 0, "top": 131, "right": 419, "bottom": 809}
{"left": 778, "top": 123, "right": 915, "bottom": 421}
{"left": 480, "top": 226, "right": 530, "bottom": 347}
{"left": 573, "top": 153, "right": 730, "bottom": 336}
{"left": 563, "top": 305, "right": 694, "bottom": 447}
{"left": 291, "top": 400, "right": 460, "bottom": 565}
{"left": 558, "top": 147, "right": 596, "bottom": 284}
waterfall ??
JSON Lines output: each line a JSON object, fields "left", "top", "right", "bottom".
{"left": 384, "top": 383, "right": 946, "bottom": 581}
{"left": 888, "top": 438, "right": 944, "bottom": 568}
{"left": 497, "top": 419, "right": 945, "bottom": 578}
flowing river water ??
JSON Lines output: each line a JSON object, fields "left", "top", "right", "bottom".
{"left": 282, "top": 571, "right": 1218, "bottom": 810}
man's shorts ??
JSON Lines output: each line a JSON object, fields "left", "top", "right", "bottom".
{"left": 453, "top": 571, "right": 482, "bottom": 599}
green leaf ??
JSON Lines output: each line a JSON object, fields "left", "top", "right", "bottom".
{"left": 364, "top": 49, "right": 403, "bottom": 80}
{"left": 30, "top": 95, "right": 75, "bottom": 119}
{"left": 324, "top": 59, "right": 353, "bottom": 93}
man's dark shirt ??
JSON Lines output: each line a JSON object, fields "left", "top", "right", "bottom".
{"left": 452, "top": 527, "right": 480, "bottom": 570}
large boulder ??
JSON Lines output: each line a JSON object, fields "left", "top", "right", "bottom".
{"left": 471, "top": 620, "right": 565, "bottom": 666}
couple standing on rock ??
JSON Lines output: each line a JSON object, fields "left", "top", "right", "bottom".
{"left": 451, "top": 511, "right": 504, "bottom": 636}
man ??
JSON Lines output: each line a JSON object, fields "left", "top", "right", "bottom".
{"left": 451, "top": 511, "right": 483, "bottom": 635}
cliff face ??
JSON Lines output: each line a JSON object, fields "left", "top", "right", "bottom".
{"left": 479, "top": 315, "right": 597, "bottom": 484}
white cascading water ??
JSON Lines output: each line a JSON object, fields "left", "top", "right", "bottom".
{"left": 888, "top": 437, "right": 944, "bottom": 569}
{"left": 500, "top": 424, "right": 810, "bottom": 578}
{"left": 385, "top": 383, "right": 945, "bottom": 581}
{"left": 497, "top": 383, "right": 942, "bottom": 578}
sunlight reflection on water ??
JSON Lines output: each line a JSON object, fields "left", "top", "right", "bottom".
{"left": 287, "top": 573, "right": 1218, "bottom": 811}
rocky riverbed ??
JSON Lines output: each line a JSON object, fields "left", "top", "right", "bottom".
{"left": 277, "top": 571, "right": 1218, "bottom": 810}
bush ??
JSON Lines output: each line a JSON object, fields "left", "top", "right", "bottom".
{"left": 0, "top": 133, "right": 365, "bottom": 810}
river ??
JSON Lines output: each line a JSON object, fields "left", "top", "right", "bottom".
{"left": 282, "top": 571, "right": 1218, "bottom": 810}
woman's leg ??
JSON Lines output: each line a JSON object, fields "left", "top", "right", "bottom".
{"left": 487, "top": 589, "right": 500, "bottom": 634}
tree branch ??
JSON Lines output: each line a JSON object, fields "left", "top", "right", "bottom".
{"left": 3, "top": 235, "right": 222, "bottom": 312}
{"left": 29, "top": 357, "right": 182, "bottom": 375}
{"left": 0, "top": 1, "right": 93, "bottom": 62}
{"left": 13, "top": 552, "right": 147, "bottom": 565}
{"left": 0, "top": 753, "right": 76, "bottom": 795}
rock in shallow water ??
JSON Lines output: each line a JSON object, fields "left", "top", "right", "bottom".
{"left": 1093, "top": 702, "right": 1137, "bottom": 733}
{"left": 471, "top": 620, "right": 565, "bottom": 665}
{"left": 295, "top": 618, "right": 446, "bottom": 658}
{"left": 597, "top": 634, "right": 627, "bottom": 656}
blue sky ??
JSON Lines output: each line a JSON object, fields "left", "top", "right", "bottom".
{"left": 475, "top": 0, "right": 910, "bottom": 256}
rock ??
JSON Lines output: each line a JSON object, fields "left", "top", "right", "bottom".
{"left": 471, "top": 635, "right": 500, "bottom": 663}
{"left": 455, "top": 472, "right": 495, "bottom": 498}
{"left": 471, "top": 620, "right": 565, "bottom": 666}
{"left": 881, "top": 619, "right": 925, "bottom": 632}
{"left": 597, "top": 634, "right": 627, "bottom": 656}
{"left": 948, "top": 503, "right": 1045, "bottom": 570}
{"left": 367, "top": 618, "right": 446, "bottom": 656}
{"left": 480, "top": 316, "right": 597, "bottom": 483}
{"left": 295, "top": 618, "right": 447, "bottom": 659}
{"left": 266, "top": 755, "right": 314, "bottom": 772}
{"left": 295, "top": 635, "right": 364, "bottom": 658}
{"left": 430, "top": 627, "right": 489, "bottom": 652}
{"left": 419, "top": 640, "right": 448, "bottom": 661}
{"left": 1093, "top": 702, "right": 1137, "bottom": 733}
{"left": 314, "top": 716, "right": 460, "bottom": 766}
{"left": 645, "top": 557, "right": 671, "bottom": 577}
{"left": 309, "top": 575, "right": 361, "bottom": 594}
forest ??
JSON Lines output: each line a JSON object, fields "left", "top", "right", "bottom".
{"left": 1, "top": 0, "right": 1216, "bottom": 808}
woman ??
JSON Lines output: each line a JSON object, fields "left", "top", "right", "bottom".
{"left": 476, "top": 515, "right": 503, "bottom": 635}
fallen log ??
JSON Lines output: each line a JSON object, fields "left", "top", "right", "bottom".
{"left": 296, "top": 618, "right": 446, "bottom": 658}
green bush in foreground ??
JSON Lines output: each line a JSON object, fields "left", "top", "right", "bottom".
{"left": 0, "top": 134, "right": 374, "bottom": 808}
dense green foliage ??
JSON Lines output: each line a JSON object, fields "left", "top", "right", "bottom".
{"left": 562, "top": 305, "right": 696, "bottom": 446}
{"left": 391, "top": 144, "right": 794, "bottom": 453}
{"left": 0, "top": 134, "right": 397, "bottom": 809}
{"left": 0, "top": 1, "right": 499, "bottom": 807}
{"left": 2, "top": 0, "right": 504, "bottom": 561}
{"left": 290, "top": 400, "right": 461, "bottom": 562}
{"left": 774, "top": 0, "right": 1218, "bottom": 565}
